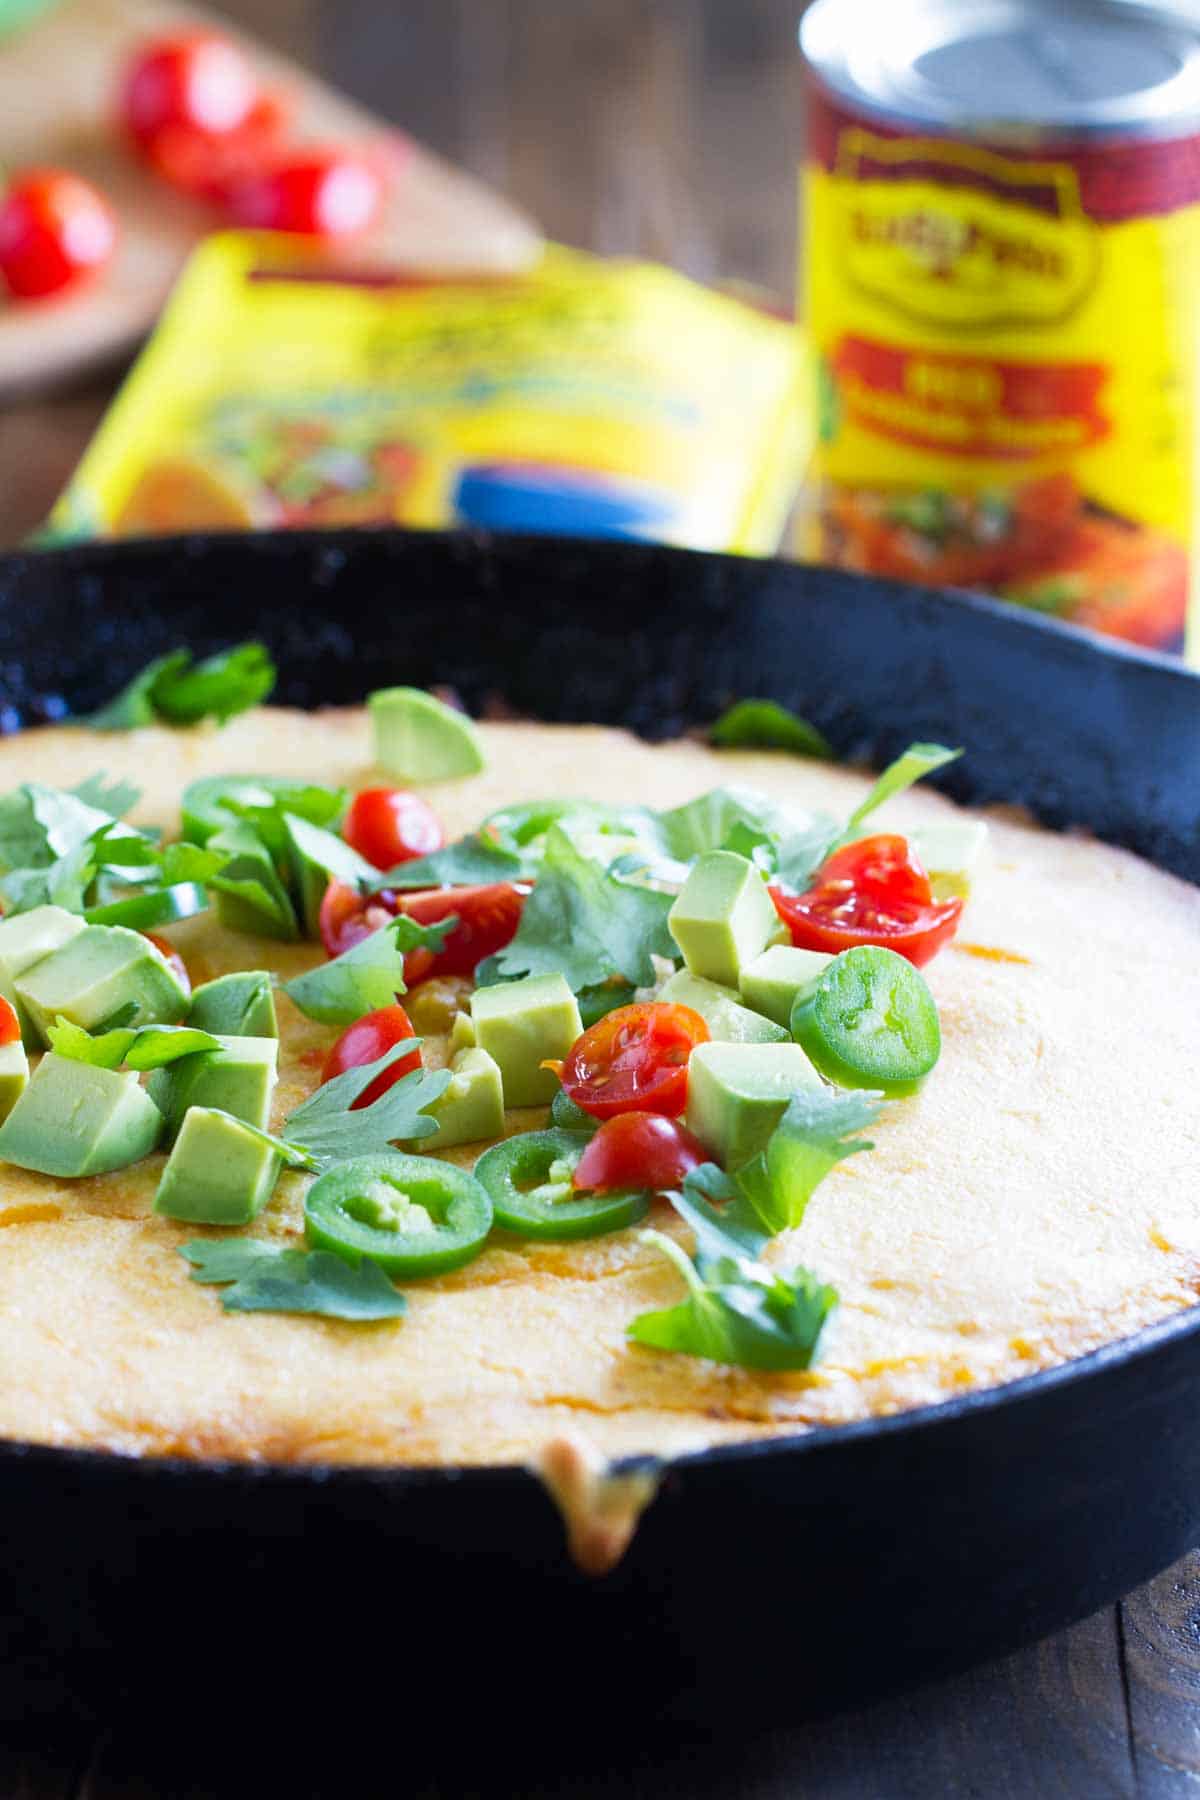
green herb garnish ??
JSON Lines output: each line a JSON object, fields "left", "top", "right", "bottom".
{"left": 836, "top": 743, "right": 960, "bottom": 850}
{"left": 282, "top": 915, "right": 455, "bottom": 1025}
{"left": 476, "top": 825, "right": 674, "bottom": 993}
{"left": 180, "top": 1239, "right": 408, "bottom": 1320}
{"left": 362, "top": 831, "right": 525, "bottom": 893}
{"left": 628, "top": 1226, "right": 837, "bottom": 1371}
{"left": 88, "top": 643, "right": 276, "bottom": 730}
{"left": 47, "top": 1017, "right": 222, "bottom": 1071}
{"left": 710, "top": 699, "right": 832, "bottom": 759}
{"left": 723, "top": 1089, "right": 882, "bottom": 1235}
{"left": 280, "top": 1039, "right": 451, "bottom": 1171}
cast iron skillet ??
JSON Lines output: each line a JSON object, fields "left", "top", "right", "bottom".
{"left": 1, "top": 527, "right": 1199, "bottom": 1731}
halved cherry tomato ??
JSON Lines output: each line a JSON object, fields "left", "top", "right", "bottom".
{"left": 560, "top": 1002, "right": 710, "bottom": 1121}
{"left": 121, "top": 32, "right": 261, "bottom": 150}
{"left": 318, "top": 879, "right": 526, "bottom": 981}
{"left": 321, "top": 1003, "right": 420, "bottom": 1109}
{"left": 0, "top": 171, "right": 117, "bottom": 299}
{"left": 343, "top": 788, "right": 444, "bottom": 871}
{"left": 0, "top": 995, "right": 20, "bottom": 1045}
{"left": 572, "top": 1112, "right": 707, "bottom": 1194}
{"left": 224, "top": 146, "right": 385, "bottom": 238}
{"left": 143, "top": 931, "right": 191, "bottom": 998}
{"left": 770, "top": 834, "right": 962, "bottom": 969}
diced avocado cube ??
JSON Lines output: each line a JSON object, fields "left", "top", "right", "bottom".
{"left": 0, "top": 1053, "right": 163, "bottom": 1176}
{"left": 153, "top": 1106, "right": 281, "bottom": 1225}
{"left": 0, "top": 905, "right": 87, "bottom": 1046}
{"left": 187, "top": 971, "right": 278, "bottom": 1039}
{"left": 146, "top": 1035, "right": 278, "bottom": 1140}
{"left": 419, "top": 1047, "right": 504, "bottom": 1150}
{"left": 0, "top": 1038, "right": 28, "bottom": 1121}
{"left": 685, "top": 1040, "right": 823, "bottom": 1170}
{"left": 282, "top": 813, "right": 376, "bottom": 938}
{"left": 659, "top": 969, "right": 787, "bottom": 1044}
{"left": 369, "top": 686, "right": 486, "bottom": 782}
{"left": 208, "top": 823, "right": 299, "bottom": 942}
{"left": 470, "top": 973, "right": 583, "bottom": 1108}
{"left": 668, "top": 851, "right": 779, "bottom": 989}
{"left": 448, "top": 1010, "right": 476, "bottom": 1055}
{"left": 739, "top": 944, "right": 835, "bottom": 1028}
{"left": 907, "top": 820, "right": 989, "bottom": 901}
{"left": 15, "top": 924, "right": 190, "bottom": 1045}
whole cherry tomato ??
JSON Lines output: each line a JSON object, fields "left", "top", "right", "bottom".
{"left": 319, "top": 879, "right": 526, "bottom": 982}
{"left": 560, "top": 1002, "right": 710, "bottom": 1121}
{"left": 572, "top": 1112, "right": 707, "bottom": 1194}
{"left": 0, "top": 171, "right": 117, "bottom": 299}
{"left": 321, "top": 1003, "right": 420, "bottom": 1109}
{"left": 223, "top": 146, "right": 384, "bottom": 238}
{"left": 343, "top": 788, "right": 444, "bottom": 872}
{"left": 770, "top": 834, "right": 962, "bottom": 969}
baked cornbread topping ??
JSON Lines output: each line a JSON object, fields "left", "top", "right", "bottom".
{"left": 0, "top": 648, "right": 1196, "bottom": 1470}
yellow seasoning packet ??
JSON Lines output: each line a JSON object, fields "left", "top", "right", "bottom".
{"left": 47, "top": 233, "right": 807, "bottom": 554}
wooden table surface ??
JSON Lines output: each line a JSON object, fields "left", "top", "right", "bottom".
{"left": 5, "top": 4, "right": 1200, "bottom": 1793}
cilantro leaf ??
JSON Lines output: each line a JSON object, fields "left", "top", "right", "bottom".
{"left": 654, "top": 788, "right": 806, "bottom": 864}
{"left": 152, "top": 643, "right": 276, "bottom": 725}
{"left": 180, "top": 1239, "right": 408, "bottom": 1321}
{"left": 86, "top": 653, "right": 191, "bottom": 729}
{"left": 364, "top": 831, "right": 525, "bottom": 894}
{"left": 711, "top": 699, "right": 832, "bottom": 760}
{"left": 731, "top": 1089, "right": 882, "bottom": 1235}
{"left": 836, "top": 743, "right": 961, "bottom": 851}
{"left": 45, "top": 1017, "right": 133, "bottom": 1069}
{"left": 478, "top": 825, "right": 674, "bottom": 993}
{"left": 669, "top": 1092, "right": 881, "bottom": 1246}
{"left": 0, "top": 841, "right": 97, "bottom": 915}
{"left": 628, "top": 1231, "right": 837, "bottom": 1370}
{"left": 672, "top": 1165, "right": 770, "bottom": 1259}
{"left": 47, "top": 1017, "right": 221, "bottom": 1070}
{"left": 88, "top": 644, "right": 276, "bottom": 730}
{"left": 282, "top": 915, "right": 454, "bottom": 1024}
{"left": 71, "top": 774, "right": 141, "bottom": 818}
{"left": 281, "top": 1038, "right": 452, "bottom": 1170}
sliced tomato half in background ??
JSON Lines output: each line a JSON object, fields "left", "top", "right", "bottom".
{"left": 770, "top": 833, "right": 961, "bottom": 969}
{"left": 318, "top": 879, "right": 526, "bottom": 981}
{"left": 560, "top": 1002, "right": 710, "bottom": 1121}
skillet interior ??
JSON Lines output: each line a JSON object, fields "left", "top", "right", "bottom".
{"left": 2, "top": 526, "right": 1199, "bottom": 1729}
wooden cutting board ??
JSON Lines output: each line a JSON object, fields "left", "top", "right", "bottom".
{"left": 0, "top": 0, "right": 543, "bottom": 395}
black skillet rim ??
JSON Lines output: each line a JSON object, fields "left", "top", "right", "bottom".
{"left": 1, "top": 525, "right": 1198, "bottom": 1493}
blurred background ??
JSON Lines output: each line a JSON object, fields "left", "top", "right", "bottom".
{"left": 0, "top": 0, "right": 805, "bottom": 548}
{"left": 2, "top": 0, "right": 1195, "bottom": 653}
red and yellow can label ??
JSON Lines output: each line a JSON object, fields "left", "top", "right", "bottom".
{"left": 804, "top": 93, "right": 1200, "bottom": 654}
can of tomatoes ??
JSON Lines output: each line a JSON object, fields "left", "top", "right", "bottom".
{"left": 799, "top": 0, "right": 1200, "bottom": 655}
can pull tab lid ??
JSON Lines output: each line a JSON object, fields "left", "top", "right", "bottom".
{"left": 801, "top": 0, "right": 1200, "bottom": 139}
